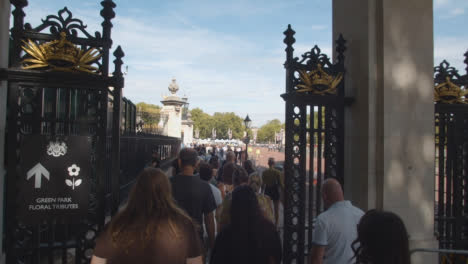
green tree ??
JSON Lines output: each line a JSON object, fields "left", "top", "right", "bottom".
{"left": 212, "top": 112, "right": 244, "bottom": 139}
{"left": 257, "top": 119, "right": 284, "bottom": 143}
{"left": 191, "top": 109, "right": 245, "bottom": 139}
{"left": 136, "top": 102, "right": 161, "bottom": 126}
{"left": 191, "top": 108, "right": 214, "bottom": 138}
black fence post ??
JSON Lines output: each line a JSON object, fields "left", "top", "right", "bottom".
{"left": 111, "top": 46, "right": 124, "bottom": 215}
{"left": 100, "top": 0, "right": 116, "bottom": 76}
{"left": 9, "top": 0, "right": 27, "bottom": 66}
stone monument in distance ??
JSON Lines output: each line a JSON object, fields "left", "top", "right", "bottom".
{"left": 160, "top": 78, "right": 187, "bottom": 138}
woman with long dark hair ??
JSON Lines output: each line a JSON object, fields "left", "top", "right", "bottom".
{"left": 91, "top": 168, "right": 203, "bottom": 264}
{"left": 352, "top": 209, "right": 410, "bottom": 264}
{"left": 211, "top": 185, "right": 282, "bottom": 264}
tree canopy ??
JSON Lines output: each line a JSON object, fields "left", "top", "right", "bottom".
{"left": 136, "top": 102, "right": 161, "bottom": 126}
{"left": 134, "top": 102, "right": 280, "bottom": 140}
{"left": 190, "top": 108, "right": 245, "bottom": 139}
{"left": 256, "top": 119, "right": 284, "bottom": 143}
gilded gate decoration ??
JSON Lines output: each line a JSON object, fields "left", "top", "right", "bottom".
{"left": 21, "top": 31, "right": 102, "bottom": 73}
{"left": 296, "top": 65, "right": 343, "bottom": 94}
{"left": 434, "top": 54, "right": 468, "bottom": 257}
{"left": 434, "top": 61, "right": 468, "bottom": 104}
{"left": 281, "top": 25, "right": 348, "bottom": 264}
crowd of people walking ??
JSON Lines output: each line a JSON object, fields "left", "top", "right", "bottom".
{"left": 90, "top": 145, "right": 412, "bottom": 264}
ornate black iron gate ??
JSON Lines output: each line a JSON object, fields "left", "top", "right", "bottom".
{"left": 281, "top": 25, "right": 347, "bottom": 264}
{"left": 0, "top": 1, "right": 124, "bottom": 262}
{"left": 434, "top": 57, "right": 468, "bottom": 252}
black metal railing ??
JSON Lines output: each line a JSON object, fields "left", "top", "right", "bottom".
{"left": 119, "top": 133, "right": 180, "bottom": 199}
{"left": 122, "top": 97, "right": 136, "bottom": 134}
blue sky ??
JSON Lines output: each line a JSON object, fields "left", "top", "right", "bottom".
{"left": 14, "top": 0, "right": 468, "bottom": 126}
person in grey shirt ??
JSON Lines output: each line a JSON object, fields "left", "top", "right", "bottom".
{"left": 309, "top": 178, "right": 364, "bottom": 264}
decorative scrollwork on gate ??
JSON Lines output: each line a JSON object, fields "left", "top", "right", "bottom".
{"left": 25, "top": 7, "right": 101, "bottom": 39}
{"left": 325, "top": 108, "right": 339, "bottom": 179}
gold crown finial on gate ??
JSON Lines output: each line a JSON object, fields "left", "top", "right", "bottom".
{"left": 434, "top": 77, "right": 467, "bottom": 104}
{"left": 21, "top": 32, "right": 102, "bottom": 74}
{"left": 296, "top": 64, "right": 343, "bottom": 95}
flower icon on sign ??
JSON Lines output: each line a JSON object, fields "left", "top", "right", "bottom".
{"left": 68, "top": 164, "right": 80, "bottom": 176}
{"left": 66, "top": 164, "right": 82, "bottom": 190}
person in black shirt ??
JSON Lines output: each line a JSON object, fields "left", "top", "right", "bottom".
{"left": 210, "top": 185, "right": 282, "bottom": 264}
{"left": 170, "top": 148, "right": 217, "bottom": 251}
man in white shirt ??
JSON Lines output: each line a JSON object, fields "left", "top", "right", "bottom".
{"left": 309, "top": 178, "right": 364, "bottom": 264}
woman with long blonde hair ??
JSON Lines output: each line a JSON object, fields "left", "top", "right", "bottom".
{"left": 91, "top": 168, "right": 203, "bottom": 264}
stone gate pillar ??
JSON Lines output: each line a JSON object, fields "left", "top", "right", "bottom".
{"left": 0, "top": 0, "right": 10, "bottom": 260}
{"left": 333, "top": 0, "right": 437, "bottom": 263}
{"left": 160, "top": 79, "right": 187, "bottom": 138}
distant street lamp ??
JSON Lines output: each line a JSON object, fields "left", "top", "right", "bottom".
{"left": 243, "top": 115, "right": 252, "bottom": 160}
{"left": 244, "top": 115, "right": 252, "bottom": 129}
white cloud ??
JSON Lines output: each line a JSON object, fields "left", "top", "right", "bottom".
{"left": 109, "top": 17, "right": 289, "bottom": 126}
{"left": 434, "top": 37, "right": 467, "bottom": 71}
{"left": 170, "top": 0, "right": 293, "bottom": 18}
{"left": 449, "top": 7, "right": 465, "bottom": 16}
{"left": 434, "top": 0, "right": 468, "bottom": 18}
{"left": 435, "top": 0, "right": 450, "bottom": 7}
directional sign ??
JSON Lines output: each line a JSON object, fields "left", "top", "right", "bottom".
{"left": 18, "top": 135, "right": 91, "bottom": 224}
{"left": 27, "top": 163, "right": 50, "bottom": 188}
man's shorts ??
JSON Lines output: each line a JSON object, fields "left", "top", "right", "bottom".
{"left": 264, "top": 185, "right": 280, "bottom": 201}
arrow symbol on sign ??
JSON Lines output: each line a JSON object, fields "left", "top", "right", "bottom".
{"left": 27, "top": 163, "right": 50, "bottom": 189}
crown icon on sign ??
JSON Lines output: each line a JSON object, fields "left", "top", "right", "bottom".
{"left": 296, "top": 64, "right": 343, "bottom": 95}
{"left": 21, "top": 32, "right": 102, "bottom": 74}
